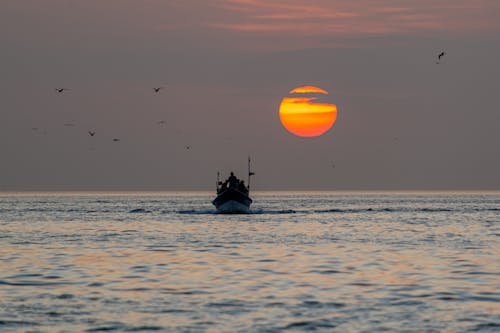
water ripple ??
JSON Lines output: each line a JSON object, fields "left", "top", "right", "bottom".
{"left": 0, "top": 192, "right": 499, "bottom": 332}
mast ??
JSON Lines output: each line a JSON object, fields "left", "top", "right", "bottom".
{"left": 247, "top": 156, "right": 255, "bottom": 193}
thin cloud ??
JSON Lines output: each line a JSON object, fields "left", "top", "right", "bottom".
{"left": 211, "top": 0, "right": 500, "bottom": 37}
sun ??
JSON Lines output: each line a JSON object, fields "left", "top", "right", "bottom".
{"left": 279, "top": 86, "right": 337, "bottom": 137}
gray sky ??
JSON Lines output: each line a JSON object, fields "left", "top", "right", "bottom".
{"left": 1, "top": 0, "right": 500, "bottom": 190}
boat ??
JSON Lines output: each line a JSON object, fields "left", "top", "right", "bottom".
{"left": 212, "top": 186, "right": 252, "bottom": 213}
{"left": 212, "top": 157, "right": 254, "bottom": 214}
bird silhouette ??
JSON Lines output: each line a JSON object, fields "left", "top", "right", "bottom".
{"left": 153, "top": 87, "right": 164, "bottom": 93}
{"left": 112, "top": 138, "right": 120, "bottom": 142}
{"left": 185, "top": 145, "right": 191, "bottom": 150}
{"left": 55, "top": 88, "right": 69, "bottom": 93}
{"left": 88, "top": 131, "right": 96, "bottom": 137}
{"left": 436, "top": 52, "right": 446, "bottom": 64}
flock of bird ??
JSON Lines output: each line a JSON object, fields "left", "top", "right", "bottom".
{"left": 39, "top": 86, "right": 179, "bottom": 146}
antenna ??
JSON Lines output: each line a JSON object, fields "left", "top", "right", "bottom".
{"left": 216, "top": 171, "right": 220, "bottom": 192}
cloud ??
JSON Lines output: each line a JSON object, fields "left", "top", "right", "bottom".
{"left": 210, "top": 0, "right": 500, "bottom": 38}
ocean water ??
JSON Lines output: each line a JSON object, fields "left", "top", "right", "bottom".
{"left": 0, "top": 191, "right": 499, "bottom": 332}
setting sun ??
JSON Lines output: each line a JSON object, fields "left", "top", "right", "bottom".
{"left": 279, "top": 86, "right": 337, "bottom": 137}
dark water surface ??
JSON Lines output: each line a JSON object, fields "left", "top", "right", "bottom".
{"left": 0, "top": 192, "right": 499, "bottom": 332}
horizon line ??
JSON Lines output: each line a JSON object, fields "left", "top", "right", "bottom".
{"left": 1, "top": 189, "right": 499, "bottom": 195}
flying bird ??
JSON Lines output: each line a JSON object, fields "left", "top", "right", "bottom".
{"left": 55, "top": 88, "right": 69, "bottom": 93}
{"left": 112, "top": 138, "right": 120, "bottom": 142}
{"left": 185, "top": 145, "right": 191, "bottom": 150}
{"left": 88, "top": 131, "right": 96, "bottom": 137}
{"left": 436, "top": 52, "right": 446, "bottom": 64}
{"left": 153, "top": 87, "right": 164, "bottom": 93}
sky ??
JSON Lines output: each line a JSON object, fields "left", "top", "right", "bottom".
{"left": 1, "top": 0, "right": 500, "bottom": 191}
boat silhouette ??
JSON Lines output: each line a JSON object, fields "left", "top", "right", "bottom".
{"left": 212, "top": 157, "right": 254, "bottom": 214}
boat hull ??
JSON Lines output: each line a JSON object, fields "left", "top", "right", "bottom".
{"left": 212, "top": 188, "right": 252, "bottom": 214}
{"left": 216, "top": 200, "right": 250, "bottom": 214}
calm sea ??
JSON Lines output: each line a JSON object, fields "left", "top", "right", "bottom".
{"left": 0, "top": 192, "right": 499, "bottom": 332}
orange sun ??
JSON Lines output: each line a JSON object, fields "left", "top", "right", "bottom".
{"left": 279, "top": 86, "right": 337, "bottom": 137}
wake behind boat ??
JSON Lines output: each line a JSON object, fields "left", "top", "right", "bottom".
{"left": 212, "top": 158, "right": 255, "bottom": 214}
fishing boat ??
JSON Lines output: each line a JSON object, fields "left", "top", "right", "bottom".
{"left": 212, "top": 157, "right": 254, "bottom": 214}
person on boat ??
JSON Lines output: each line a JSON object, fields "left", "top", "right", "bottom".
{"left": 227, "top": 172, "right": 239, "bottom": 189}
{"left": 238, "top": 180, "right": 248, "bottom": 194}
{"left": 218, "top": 180, "right": 228, "bottom": 193}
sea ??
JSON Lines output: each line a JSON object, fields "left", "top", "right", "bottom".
{"left": 0, "top": 191, "right": 499, "bottom": 332}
